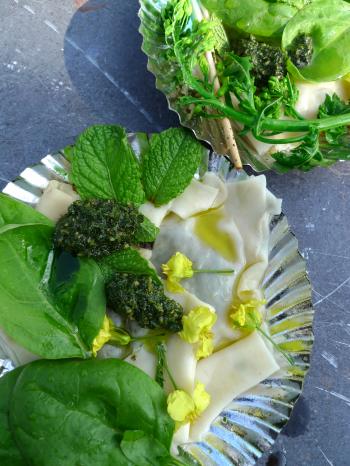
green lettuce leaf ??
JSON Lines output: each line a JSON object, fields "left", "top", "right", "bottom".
{"left": 70, "top": 125, "right": 145, "bottom": 205}
{"left": 141, "top": 128, "right": 204, "bottom": 206}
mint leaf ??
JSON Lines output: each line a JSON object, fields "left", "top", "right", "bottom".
{"left": 98, "top": 247, "right": 161, "bottom": 284}
{"left": 70, "top": 125, "right": 145, "bottom": 205}
{"left": 141, "top": 128, "right": 205, "bottom": 206}
{"left": 134, "top": 217, "right": 159, "bottom": 243}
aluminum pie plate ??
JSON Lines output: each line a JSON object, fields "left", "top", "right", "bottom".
{"left": 0, "top": 134, "right": 314, "bottom": 466}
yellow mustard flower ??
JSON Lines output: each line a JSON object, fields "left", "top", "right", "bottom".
{"left": 179, "top": 306, "right": 217, "bottom": 359}
{"left": 230, "top": 299, "right": 265, "bottom": 331}
{"left": 162, "top": 252, "right": 235, "bottom": 293}
{"left": 230, "top": 299, "right": 294, "bottom": 366}
{"left": 162, "top": 252, "right": 194, "bottom": 293}
{"left": 92, "top": 315, "right": 112, "bottom": 357}
{"left": 167, "top": 382, "right": 210, "bottom": 427}
{"left": 92, "top": 316, "right": 131, "bottom": 357}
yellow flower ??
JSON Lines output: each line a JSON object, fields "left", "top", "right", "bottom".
{"left": 179, "top": 306, "right": 217, "bottom": 359}
{"left": 92, "top": 316, "right": 131, "bottom": 357}
{"left": 230, "top": 299, "right": 266, "bottom": 331}
{"left": 167, "top": 382, "right": 210, "bottom": 427}
{"left": 92, "top": 315, "right": 112, "bottom": 357}
{"left": 162, "top": 252, "right": 194, "bottom": 293}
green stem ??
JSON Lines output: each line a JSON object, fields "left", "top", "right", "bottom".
{"left": 166, "top": 364, "right": 179, "bottom": 391}
{"left": 193, "top": 268, "right": 235, "bottom": 274}
{"left": 185, "top": 95, "right": 350, "bottom": 132}
{"left": 258, "top": 327, "right": 295, "bottom": 366}
{"left": 131, "top": 332, "right": 167, "bottom": 342}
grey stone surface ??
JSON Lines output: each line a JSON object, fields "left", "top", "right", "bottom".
{"left": 1, "top": 1, "right": 349, "bottom": 465}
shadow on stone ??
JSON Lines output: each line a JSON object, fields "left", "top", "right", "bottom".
{"left": 64, "top": 0, "right": 178, "bottom": 132}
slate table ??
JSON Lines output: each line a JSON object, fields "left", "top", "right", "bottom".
{"left": 1, "top": 1, "right": 350, "bottom": 465}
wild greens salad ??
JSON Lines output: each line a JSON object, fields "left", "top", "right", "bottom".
{"left": 0, "top": 125, "right": 289, "bottom": 465}
{"left": 158, "top": 0, "right": 350, "bottom": 170}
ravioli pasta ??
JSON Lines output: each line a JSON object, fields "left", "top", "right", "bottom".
{"left": 132, "top": 173, "right": 282, "bottom": 444}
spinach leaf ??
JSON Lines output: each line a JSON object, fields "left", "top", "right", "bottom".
{"left": 0, "top": 194, "right": 53, "bottom": 230}
{"left": 120, "top": 430, "right": 174, "bottom": 465}
{"left": 71, "top": 125, "right": 145, "bottom": 205}
{"left": 202, "top": 0, "right": 310, "bottom": 38}
{"left": 0, "top": 368, "right": 24, "bottom": 466}
{"left": 2, "top": 358, "right": 175, "bottom": 466}
{"left": 282, "top": 0, "right": 350, "bottom": 81}
{"left": 0, "top": 224, "right": 105, "bottom": 359}
{"left": 99, "top": 247, "right": 161, "bottom": 284}
{"left": 141, "top": 128, "right": 205, "bottom": 206}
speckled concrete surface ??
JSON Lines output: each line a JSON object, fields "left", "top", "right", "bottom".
{"left": 1, "top": 1, "right": 350, "bottom": 465}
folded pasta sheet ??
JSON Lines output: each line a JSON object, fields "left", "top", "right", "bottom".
{"left": 190, "top": 331, "right": 280, "bottom": 441}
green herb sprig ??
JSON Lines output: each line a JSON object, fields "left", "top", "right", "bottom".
{"left": 162, "top": 0, "right": 350, "bottom": 170}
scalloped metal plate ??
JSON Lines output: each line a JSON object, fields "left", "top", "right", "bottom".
{"left": 0, "top": 135, "right": 314, "bottom": 466}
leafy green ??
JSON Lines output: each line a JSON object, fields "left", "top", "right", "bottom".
{"left": 318, "top": 94, "right": 350, "bottom": 145}
{"left": 120, "top": 430, "right": 174, "bottom": 465}
{"left": 202, "top": 0, "right": 310, "bottom": 38}
{"left": 98, "top": 247, "right": 161, "bottom": 284}
{"left": 0, "top": 194, "right": 53, "bottom": 230}
{"left": 70, "top": 125, "right": 145, "bottom": 205}
{"left": 134, "top": 216, "right": 160, "bottom": 243}
{"left": 282, "top": 0, "right": 350, "bottom": 81}
{"left": 141, "top": 128, "right": 205, "bottom": 206}
{"left": 0, "top": 368, "right": 24, "bottom": 466}
{"left": 0, "top": 224, "right": 105, "bottom": 359}
{"left": 0, "top": 358, "right": 176, "bottom": 466}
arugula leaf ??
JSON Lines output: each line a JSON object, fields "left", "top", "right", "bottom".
{"left": 134, "top": 217, "right": 159, "bottom": 243}
{"left": 318, "top": 94, "right": 350, "bottom": 145}
{"left": 202, "top": 0, "right": 309, "bottom": 38}
{"left": 141, "top": 128, "right": 205, "bottom": 206}
{"left": 0, "top": 194, "right": 53, "bottom": 230}
{"left": 0, "top": 225, "right": 105, "bottom": 359}
{"left": 282, "top": 0, "right": 350, "bottom": 82}
{"left": 1, "top": 358, "right": 175, "bottom": 466}
{"left": 71, "top": 125, "right": 145, "bottom": 205}
{"left": 0, "top": 368, "right": 24, "bottom": 466}
{"left": 98, "top": 247, "right": 161, "bottom": 284}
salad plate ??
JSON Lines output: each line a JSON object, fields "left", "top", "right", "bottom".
{"left": 138, "top": 0, "right": 350, "bottom": 172}
{"left": 0, "top": 131, "right": 314, "bottom": 466}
